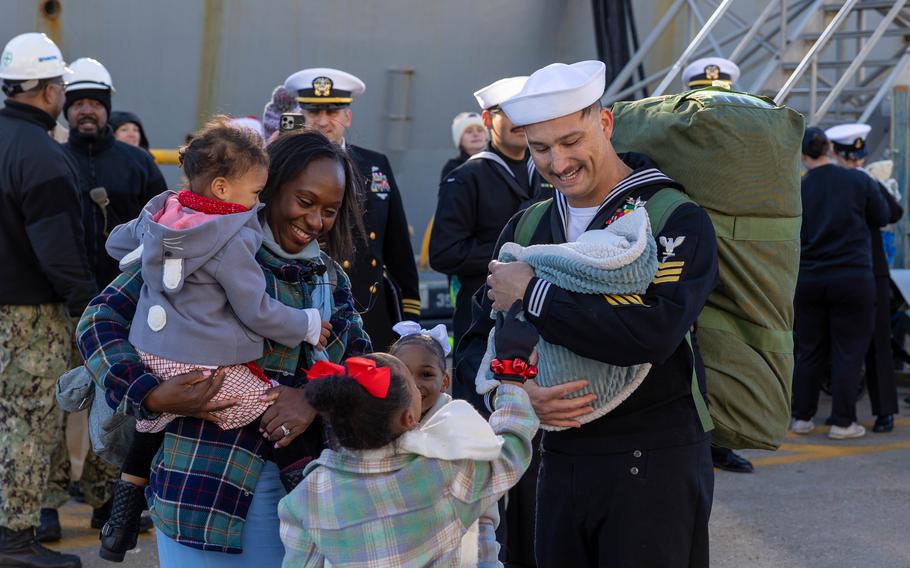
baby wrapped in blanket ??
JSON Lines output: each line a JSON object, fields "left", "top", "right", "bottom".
{"left": 476, "top": 208, "right": 659, "bottom": 431}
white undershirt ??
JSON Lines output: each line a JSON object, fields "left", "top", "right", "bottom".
{"left": 565, "top": 204, "right": 600, "bottom": 242}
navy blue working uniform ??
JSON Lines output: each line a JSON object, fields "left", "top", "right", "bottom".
{"left": 64, "top": 125, "right": 166, "bottom": 289}
{"left": 430, "top": 142, "right": 553, "bottom": 369}
{"left": 865, "top": 182, "right": 902, "bottom": 419}
{"left": 457, "top": 153, "right": 718, "bottom": 568}
{"left": 793, "top": 163, "right": 891, "bottom": 427}
{"left": 344, "top": 145, "right": 421, "bottom": 351}
{"left": 431, "top": 143, "right": 552, "bottom": 567}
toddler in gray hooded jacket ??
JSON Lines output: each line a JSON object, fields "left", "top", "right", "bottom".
{"left": 98, "top": 121, "right": 331, "bottom": 562}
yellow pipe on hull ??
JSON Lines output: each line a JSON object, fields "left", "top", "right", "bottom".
{"left": 150, "top": 149, "right": 180, "bottom": 166}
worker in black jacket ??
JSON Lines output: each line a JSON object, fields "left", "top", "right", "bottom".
{"left": 0, "top": 32, "right": 90, "bottom": 568}
{"left": 826, "top": 123, "right": 903, "bottom": 433}
{"left": 791, "top": 126, "right": 891, "bottom": 441}
{"left": 62, "top": 58, "right": 167, "bottom": 290}
{"left": 430, "top": 76, "right": 555, "bottom": 377}
{"left": 36, "top": 57, "right": 164, "bottom": 544}
{"left": 284, "top": 67, "right": 420, "bottom": 350}
{"left": 459, "top": 60, "right": 718, "bottom": 568}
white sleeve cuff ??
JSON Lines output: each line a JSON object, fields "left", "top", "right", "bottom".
{"left": 525, "top": 278, "right": 551, "bottom": 318}
{"left": 302, "top": 308, "right": 323, "bottom": 346}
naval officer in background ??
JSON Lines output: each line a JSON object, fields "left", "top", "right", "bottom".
{"left": 285, "top": 68, "right": 421, "bottom": 350}
{"left": 826, "top": 123, "right": 902, "bottom": 433}
{"left": 681, "top": 56, "right": 756, "bottom": 474}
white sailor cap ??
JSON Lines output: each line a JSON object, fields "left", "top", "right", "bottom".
{"left": 682, "top": 57, "right": 740, "bottom": 89}
{"left": 284, "top": 67, "right": 366, "bottom": 110}
{"left": 473, "top": 76, "right": 528, "bottom": 111}
{"left": 825, "top": 123, "right": 871, "bottom": 159}
{"left": 499, "top": 61, "right": 606, "bottom": 127}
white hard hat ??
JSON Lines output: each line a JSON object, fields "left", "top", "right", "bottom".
{"left": 0, "top": 32, "right": 70, "bottom": 81}
{"left": 66, "top": 57, "right": 115, "bottom": 93}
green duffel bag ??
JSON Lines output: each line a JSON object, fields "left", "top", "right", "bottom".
{"left": 611, "top": 88, "right": 804, "bottom": 450}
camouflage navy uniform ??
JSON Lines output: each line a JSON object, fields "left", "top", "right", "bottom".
{"left": 0, "top": 305, "right": 72, "bottom": 530}
{"left": 43, "top": 421, "right": 118, "bottom": 510}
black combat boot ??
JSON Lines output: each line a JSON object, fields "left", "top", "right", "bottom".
{"left": 98, "top": 481, "right": 146, "bottom": 562}
{"left": 36, "top": 509, "right": 61, "bottom": 543}
{"left": 0, "top": 526, "right": 81, "bottom": 567}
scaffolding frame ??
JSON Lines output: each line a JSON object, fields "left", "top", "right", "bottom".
{"left": 603, "top": 0, "right": 910, "bottom": 127}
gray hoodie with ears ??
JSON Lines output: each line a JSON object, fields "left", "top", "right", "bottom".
{"left": 106, "top": 190, "right": 314, "bottom": 366}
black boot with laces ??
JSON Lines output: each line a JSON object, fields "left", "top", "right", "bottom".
{"left": 0, "top": 525, "right": 81, "bottom": 567}
{"left": 98, "top": 480, "right": 146, "bottom": 562}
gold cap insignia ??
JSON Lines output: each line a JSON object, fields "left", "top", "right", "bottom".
{"left": 312, "top": 77, "right": 333, "bottom": 97}
{"left": 854, "top": 138, "right": 863, "bottom": 149}
{"left": 705, "top": 64, "right": 720, "bottom": 80}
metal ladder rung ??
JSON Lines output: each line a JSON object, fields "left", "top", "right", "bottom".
{"left": 823, "top": 1, "right": 906, "bottom": 11}
{"left": 788, "top": 86, "right": 880, "bottom": 95}
{"left": 782, "top": 58, "right": 897, "bottom": 70}
{"left": 799, "top": 27, "right": 910, "bottom": 41}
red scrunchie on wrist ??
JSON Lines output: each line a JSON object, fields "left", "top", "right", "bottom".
{"left": 490, "top": 358, "right": 538, "bottom": 382}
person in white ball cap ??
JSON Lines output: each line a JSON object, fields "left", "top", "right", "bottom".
{"left": 681, "top": 56, "right": 741, "bottom": 90}
{"left": 431, "top": 73, "right": 554, "bottom": 567}
{"left": 458, "top": 60, "right": 718, "bottom": 567}
{"left": 284, "top": 67, "right": 419, "bottom": 350}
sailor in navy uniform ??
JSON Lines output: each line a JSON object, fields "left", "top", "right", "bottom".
{"left": 458, "top": 61, "right": 717, "bottom": 567}
{"left": 430, "top": 76, "right": 554, "bottom": 379}
{"left": 429, "top": 75, "right": 553, "bottom": 567}
{"left": 826, "top": 123, "right": 903, "bottom": 433}
{"left": 682, "top": 56, "right": 741, "bottom": 90}
{"left": 681, "top": 56, "right": 756, "bottom": 474}
{"left": 285, "top": 68, "right": 420, "bottom": 350}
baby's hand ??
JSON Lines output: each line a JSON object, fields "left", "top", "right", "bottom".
{"left": 317, "top": 321, "right": 332, "bottom": 350}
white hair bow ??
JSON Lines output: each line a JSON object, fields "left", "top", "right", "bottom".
{"left": 392, "top": 321, "right": 451, "bottom": 356}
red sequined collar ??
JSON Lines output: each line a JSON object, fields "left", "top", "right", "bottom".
{"left": 177, "top": 190, "right": 249, "bottom": 215}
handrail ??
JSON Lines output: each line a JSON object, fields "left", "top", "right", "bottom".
{"left": 813, "top": 0, "right": 908, "bottom": 122}
{"left": 774, "top": 0, "right": 859, "bottom": 103}
{"left": 651, "top": 0, "right": 736, "bottom": 97}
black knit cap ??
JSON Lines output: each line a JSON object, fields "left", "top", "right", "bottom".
{"left": 109, "top": 110, "right": 150, "bottom": 149}
{"left": 63, "top": 87, "right": 111, "bottom": 118}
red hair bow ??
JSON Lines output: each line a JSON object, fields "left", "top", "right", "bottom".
{"left": 305, "top": 357, "right": 391, "bottom": 399}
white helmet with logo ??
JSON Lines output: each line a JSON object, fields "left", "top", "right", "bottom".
{"left": 66, "top": 57, "right": 115, "bottom": 93}
{"left": 0, "top": 32, "right": 70, "bottom": 80}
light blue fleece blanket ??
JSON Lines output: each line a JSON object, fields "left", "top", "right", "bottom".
{"left": 476, "top": 208, "right": 659, "bottom": 431}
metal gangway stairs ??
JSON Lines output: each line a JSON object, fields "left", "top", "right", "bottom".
{"left": 603, "top": 0, "right": 910, "bottom": 264}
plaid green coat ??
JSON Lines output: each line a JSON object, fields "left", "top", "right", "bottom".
{"left": 77, "top": 246, "right": 370, "bottom": 553}
{"left": 277, "top": 384, "right": 539, "bottom": 567}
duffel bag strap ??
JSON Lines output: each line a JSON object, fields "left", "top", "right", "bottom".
{"left": 514, "top": 198, "right": 552, "bottom": 247}
{"left": 643, "top": 188, "right": 693, "bottom": 235}
{"left": 685, "top": 332, "right": 715, "bottom": 433}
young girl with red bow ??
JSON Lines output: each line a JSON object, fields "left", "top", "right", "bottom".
{"left": 278, "top": 301, "right": 540, "bottom": 567}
